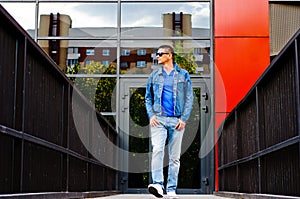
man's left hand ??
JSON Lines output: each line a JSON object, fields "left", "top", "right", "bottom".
{"left": 175, "top": 119, "right": 186, "bottom": 131}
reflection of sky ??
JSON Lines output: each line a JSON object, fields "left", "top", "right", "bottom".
{"left": 1, "top": 2, "right": 209, "bottom": 30}
{"left": 121, "top": 3, "right": 209, "bottom": 28}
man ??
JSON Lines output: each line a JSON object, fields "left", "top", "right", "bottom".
{"left": 145, "top": 45, "right": 194, "bottom": 198}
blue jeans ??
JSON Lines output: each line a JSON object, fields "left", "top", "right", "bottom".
{"left": 150, "top": 116, "right": 184, "bottom": 192}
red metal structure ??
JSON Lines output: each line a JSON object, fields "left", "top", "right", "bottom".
{"left": 214, "top": 0, "right": 270, "bottom": 191}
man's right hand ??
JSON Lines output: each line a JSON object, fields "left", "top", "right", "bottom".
{"left": 150, "top": 116, "right": 160, "bottom": 127}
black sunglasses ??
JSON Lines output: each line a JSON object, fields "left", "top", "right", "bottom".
{"left": 156, "top": 52, "right": 169, "bottom": 57}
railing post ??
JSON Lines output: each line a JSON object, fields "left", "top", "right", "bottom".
{"left": 255, "top": 87, "right": 261, "bottom": 193}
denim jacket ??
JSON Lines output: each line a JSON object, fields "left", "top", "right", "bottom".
{"left": 145, "top": 63, "right": 194, "bottom": 123}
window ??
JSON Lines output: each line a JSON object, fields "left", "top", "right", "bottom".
{"left": 86, "top": 49, "right": 95, "bottom": 55}
{"left": 122, "top": 49, "right": 130, "bottom": 56}
{"left": 137, "top": 49, "right": 146, "bottom": 56}
{"left": 136, "top": 61, "right": 146, "bottom": 68}
{"left": 102, "top": 49, "right": 110, "bottom": 56}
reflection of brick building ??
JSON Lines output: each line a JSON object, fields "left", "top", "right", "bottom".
{"left": 163, "top": 12, "right": 192, "bottom": 36}
{"left": 35, "top": 12, "right": 210, "bottom": 74}
{"left": 38, "top": 13, "right": 71, "bottom": 72}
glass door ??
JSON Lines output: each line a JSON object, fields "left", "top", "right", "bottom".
{"left": 119, "top": 77, "right": 212, "bottom": 194}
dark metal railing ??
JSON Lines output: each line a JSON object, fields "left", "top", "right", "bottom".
{"left": 0, "top": 5, "right": 118, "bottom": 197}
{"left": 218, "top": 28, "right": 300, "bottom": 197}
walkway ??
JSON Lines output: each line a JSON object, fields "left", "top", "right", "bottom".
{"left": 96, "top": 194, "right": 232, "bottom": 199}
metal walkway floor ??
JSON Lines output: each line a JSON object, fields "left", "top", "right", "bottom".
{"left": 96, "top": 194, "right": 232, "bottom": 198}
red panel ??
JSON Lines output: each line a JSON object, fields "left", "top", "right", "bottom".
{"left": 214, "top": 0, "right": 269, "bottom": 37}
{"left": 215, "top": 38, "right": 270, "bottom": 113}
{"left": 214, "top": 0, "right": 269, "bottom": 191}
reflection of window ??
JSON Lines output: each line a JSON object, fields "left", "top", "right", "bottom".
{"left": 122, "top": 49, "right": 130, "bottom": 56}
{"left": 67, "top": 59, "right": 78, "bottom": 66}
{"left": 173, "top": 12, "right": 183, "bottom": 36}
{"left": 137, "top": 61, "right": 146, "bottom": 68}
{"left": 121, "top": 62, "right": 128, "bottom": 68}
{"left": 50, "top": 42, "right": 57, "bottom": 51}
{"left": 193, "top": 48, "right": 201, "bottom": 54}
{"left": 85, "top": 60, "right": 92, "bottom": 65}
{"left": 137, "top": 49, "right": 146, "bottom": 55}
{"left": 102, "top": 60, "right": 110, "bottom": 66}
{"left": 86, "top": 49, "right": 95, "bottom": 55}
{"left": 102, "top": 49, "right": 110, "bottom": 56}
{"left": 68, "top": 47, "right": 78, "bottom": 54}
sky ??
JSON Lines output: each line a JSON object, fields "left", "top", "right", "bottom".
{"left": 1, "top": 2, "right": 210, "bottom": 30}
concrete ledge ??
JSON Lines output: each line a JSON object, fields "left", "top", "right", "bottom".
{"left": 214, "top": 191, "right": 300, "bottom": 199}
{"left": 0, "top": 191, "right": 121, "bottom": 199}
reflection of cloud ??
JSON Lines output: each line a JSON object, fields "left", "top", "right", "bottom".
{"left": 122, "top": 3, "right": 209, "bottom": 28}
{"left": 72, "top": 12, "right": 117, "bottom": 27}
{"left": 181, "top": 3, "right": 210, "bottom": 28}
{"left": 39, "top": 3, "right": 117, "bottom": 27}
{"left": 121, "top": 4, "right": 161, "bottom": 27}
{"left": 190, "top": 3, "right": 210, "bottom": 17}
{"left": 1, "top": 3, "right": 36, "bottom": 29}
{"left": 123, "top": 16, "right": 156, "bottom": 27}
{"left": 72, "top": 4, "right": 117, "bottom": 27}
{"left": 2, "top": 2, "right": 117, "bottom": 29}
{"left": 2, "top": 2, "right": 210, "bottom": 29}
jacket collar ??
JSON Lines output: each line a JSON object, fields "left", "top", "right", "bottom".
{"left": 158, "top": 62, "right": 180, "bottom": 74}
